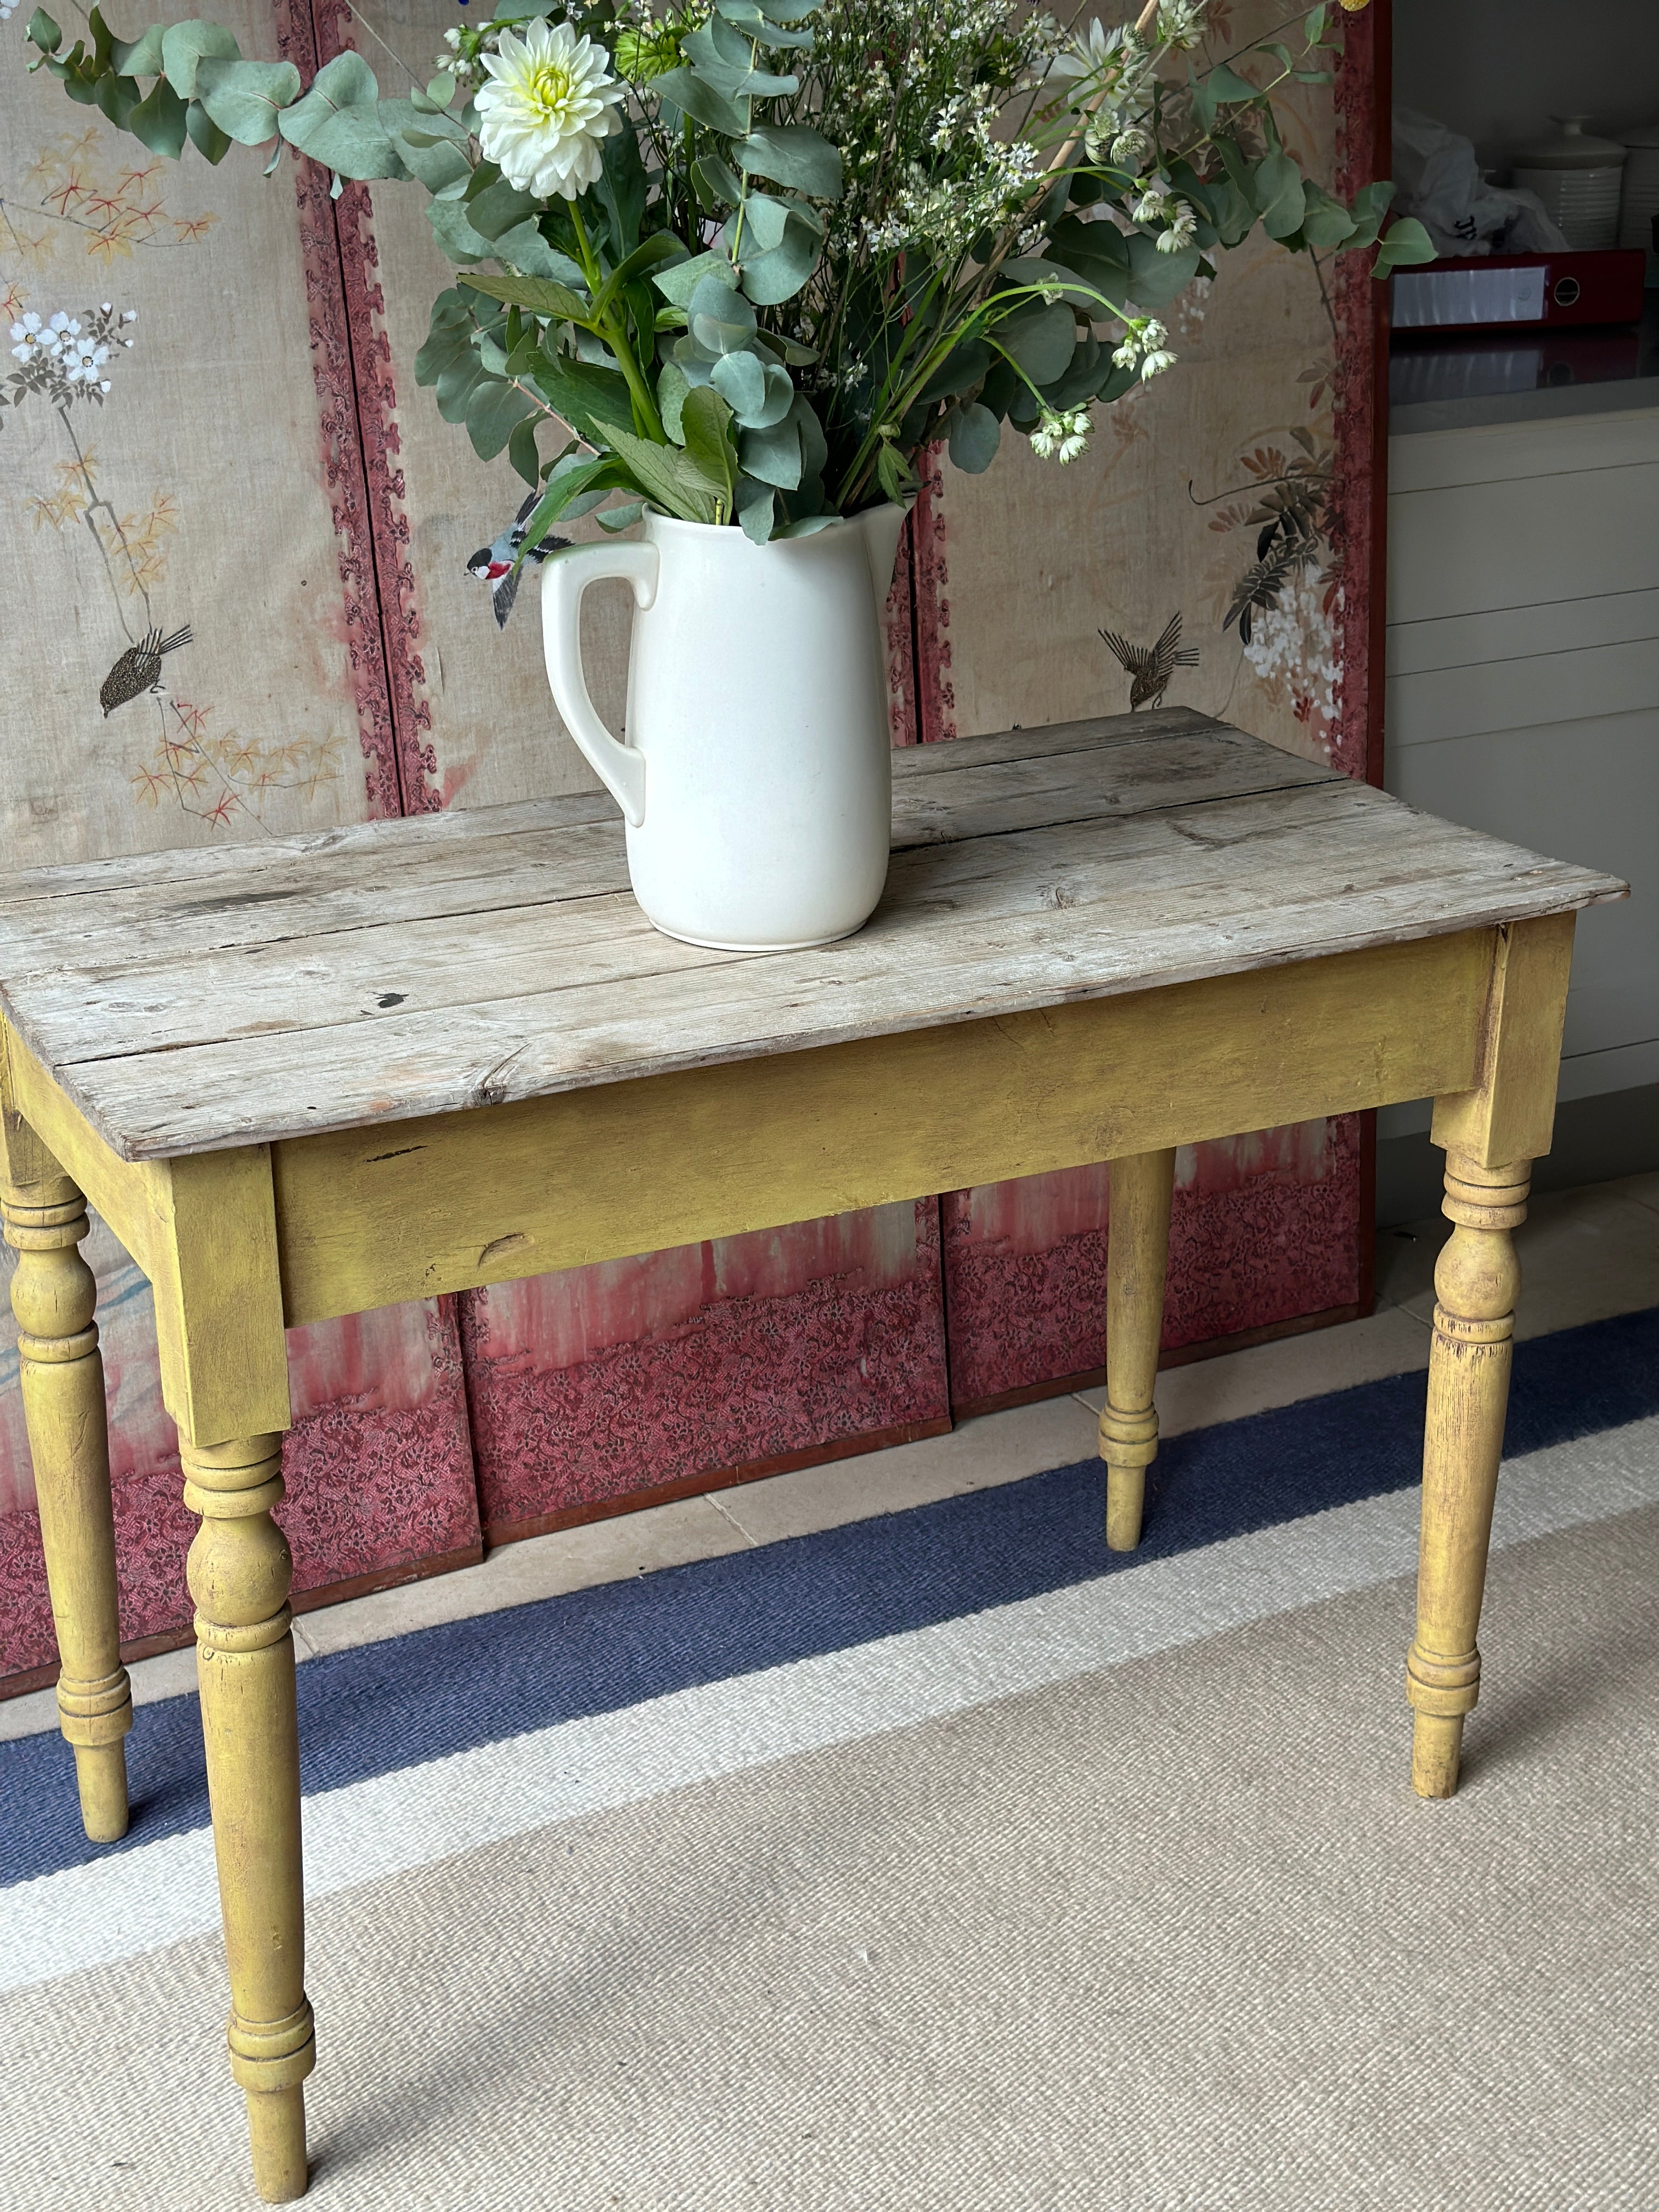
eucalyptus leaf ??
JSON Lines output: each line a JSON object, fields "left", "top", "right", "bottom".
{"left": 596, "top": 500, "right": 647, "bottom": 533}
{"left": 714, "top": 352, "right": 793, "bottom": 428}
{"left": 1372, "top": 216, "right": 1436, "bottom": 278}
{"left": 736, "top": 472, "right": 776, "bottom": 544}
{"left": 507, "top": 412, "right": 541, "bottom": 489}
{"left": 127, "top": 73, "right": 188, "bottom": 156}
{"left": 692, "top": 150, "right": 745, "bottom": 210}
{"left": 491, "top": 221, "right": 583, "bottom": 283}
{"left": 465, "top": 374, "right": 535, "bottom": 461}
{"left": 185, "top": 97, "right": 232, "bottom": 162}
{"left": 737, "top": 212, "right": 820, "bottom": 305}
{"left": 427, "top": 197, "right": 494, "bottom": 263}
{"left": 194, "top": 57, "right": 301, "bottom": 146}
{"left": 160, "top": 20, "right": 239, "bottom": 99}
{"left": 652, "top": 65, "right": 748, "bottom": 138}
{"left": 716, "top": 1, "right": 815, "bottom": 48}
{"left": 993, "top": 300, "right": 1075, "bottom": 385}
{"left": 466, "top": 176, "right": 537, "bottom": 241}
{"left": 947, "top": 401, "right": 1000, "bottom": 474}
{"left": 93, "top": 71, "right": 143, "bottom": 131}
{"left": 736, "top": 124, "right": 841, "bottom": 200}
{"left": 1252, "top": 152, "right": 1306, "bottom": 240}
{"left": 689, "top": 272, "right": 757, "bottom": 355}
{"left": 657, "top": 358, "right": 692, "bottom": 442}
{"left": 740, "top": 411, "right": 801, "bottom": 490}
{"left": 653, "top": 250, "right": 735, "bottom": 308}
{"left": 26, "top": 9, "right": 63, "bottom": 54}
{"left": 1122, "top": 230, "right": 1201, "bottom": 308}
{"left": 112, "top": 22, "right": 166, "bottom": 75}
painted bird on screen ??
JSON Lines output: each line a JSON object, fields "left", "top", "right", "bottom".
{"left": 466, "top": 491, "right": 569, "bottom": 628}
{"left": 1098, "top": 610, "right": 1199, "bottom": 711}
{"left": 98, "top": 624, "right": 193, "bottom": 716}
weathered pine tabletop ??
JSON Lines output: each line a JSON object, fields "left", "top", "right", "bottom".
{"left": 0, "top": 709, "right": 1626, "bottom": 2203}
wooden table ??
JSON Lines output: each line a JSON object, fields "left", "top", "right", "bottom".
{"left": 0, "top": 710, "right": 1624, "bottom": 2201}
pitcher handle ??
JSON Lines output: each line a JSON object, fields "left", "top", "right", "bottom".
{"left": 540, "top": 539, "right": 658, "bottom": 827}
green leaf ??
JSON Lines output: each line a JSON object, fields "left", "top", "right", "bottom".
{"left": 680, "top": 383, "right": 738, "bottom": 507}
{"left": 185, "top": 97, "right": 232, "bottom": 162}
{"left": 534, "top": 350, "right": 635, "bottom": 447}
{"left": 279, "top": 50, "right": 408, "bottom": 178}
{"left": 1344, "top": 179, "right": 1396, "bottom": 252}
{"left": 994, "top": 301, "right": 1075, "bottom": 385}
{"left": 112, "top": 22, "right": 166, "bottom": 76}
{"left": 739, "top": 410, "right": 801, "bottom": 490}
{"left": 735, "top": 124, "right": 841, "bottom": 200}
{"left": 26, "top": 10, "right": 63, "bottom": 55}
{"left": 736, "top": 213, "right": 819, "bottom": 306}
{"left": 653, "top": 250, "right": 735, "bottom": 308}
{"left": 690, "top": 272, "right": 757, "bottom": 354}
{"left": 127, "top": 72, "right": 188, "bottom": 155}
{"left": 465, "top": 373, "right": 535, "bottom": 461}
{"left": 462, "top": 269, "right": 591, "bottom": 323}
{"left": 1207, "top": 61, "right": 1259, "bottom": 106}
{"left": 491, "top": 221, "right": 582, "bottom": 282}
{"left": 380, "top": 103, "right": 472, "bottom": 192}
{"left": 465, "top": 176, "right": 537, "bottom": 241}
{"left": 93, "top": 74, "right": 143, "bottom": 132}
{"left": 1252, "top": 152, "right": 1306, "bottom": 240}
{"left": 713, "top": 351, "right": 793, "bottom": 428}
{"left": 594, "top": 232, "right": 689, "bottom": 320}
{"left": 947, "top": 402, "right": 1000, "bottom": 475}
{"left": 735, "top": 472, "right": 776, "bottom": 544}
{"left": 607, "top": 426, "right": 720, "bottom": 523}
{"left": 596, "top": 500, "right": 647, "bottom": 533}
{"left": 652, "top": 65, "right": 748, "bottom": 138}
{"left": 507, "top": 413, "right": 542, "bottom": 489}
{"left": 595, "top": 121, "right": 648, "bottom": 257}
{"left": 716, "top": 0, "right": 815, "bottom": 49}
{"left": 1372, "top": 216, "right": 1437, "bottom": 279}
{"left": 693, "top": 150, "right": 745, "bottom": 210}
{"left": 657, "top": 359, "right": 692, "bottom": 442}
{"left": 160, "top": 20, "right": 239, "bottom": 99}
{"left": 1122, "top": 231, "right": 1201, "bottom": 308}
{"left": 427, "top": 198, "right": 493, "bottom": 263}
{"left": 195, "top": 57, "right": 302, "bottom": 146}
{"left": 1299, "top": 180, "right": 1357, "bottom": 252}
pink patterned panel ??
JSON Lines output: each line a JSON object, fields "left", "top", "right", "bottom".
{"left": 941, "top": 1119, "right": 1363, "bottom": 1413}
{"left": 460, "top": 1201, "right": 950, "bottom": 1538}
{"left": 0, "top": 1218, "right": 479, "bottom": 1683}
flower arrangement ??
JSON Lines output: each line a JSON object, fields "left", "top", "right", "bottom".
{"left": 20, "top": 0, "right": 1428, "bottom": 557}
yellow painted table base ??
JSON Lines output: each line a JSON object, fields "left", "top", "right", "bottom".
{"left": 0, "top": 715, "right": 1618, "bottom": 2203}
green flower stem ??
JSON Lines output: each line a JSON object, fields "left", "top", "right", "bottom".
{"left": 569, "top": 195, "right": 665, "bottom": 443}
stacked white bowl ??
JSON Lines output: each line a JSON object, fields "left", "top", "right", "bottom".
{"left": 1512, "top": 116, "right": 1626, "bottom": 250}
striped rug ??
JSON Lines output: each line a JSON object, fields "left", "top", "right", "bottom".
{"left": 4, "top": 1308, "right": 1658, "bottom": 2209}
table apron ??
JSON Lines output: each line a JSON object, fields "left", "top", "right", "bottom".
{"left": 269, "top": 929, "right": 1494, "bottom": 1327}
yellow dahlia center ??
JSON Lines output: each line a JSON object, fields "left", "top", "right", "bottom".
{"left": 523, "top": 59, "right": 579, "bottom": 125}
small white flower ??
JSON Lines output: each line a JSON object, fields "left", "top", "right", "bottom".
{"left": 1029, "top": 405, "right": 1093, "bottom": 464}
{"left": 10, "top": 311, "right": 48, "bottom": 364}
{"left": 1141, "top": 347, "right": 1176, "bottom": 379}
{"left": 1047, "top": 18, "right": 1120, "bottom": 84}
{"left": 63, "top": 335, "right": 109, "bottom": 383}
{"left": 475, "top": 18, "right": 624, "bottom": 200}
{"left": 1156, "top": 201, "right": 1198, "bottom": 253}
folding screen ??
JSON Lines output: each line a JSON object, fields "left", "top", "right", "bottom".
{"left": 0, "top": 0, "right": 479, "bottom": 1688}
{"left": 0, "top": 0, "right": 1388, "bottom": 1686}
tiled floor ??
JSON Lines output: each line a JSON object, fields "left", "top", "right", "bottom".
{"left": 3, "top": 1169, "right": 1656, "bottom": 1745}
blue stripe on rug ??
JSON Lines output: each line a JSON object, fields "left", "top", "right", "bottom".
{"left": 5, "top": 1304, "right": 1657, "bottom": 1889}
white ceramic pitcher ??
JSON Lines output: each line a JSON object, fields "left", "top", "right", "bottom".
{"left": 541, "top": 504, "right": 907, "bottom": 951}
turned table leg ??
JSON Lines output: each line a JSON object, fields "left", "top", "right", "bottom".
{"left": 1407, "top": 1154, "right": 1530, "bottom": 1798}
{"left": 3, "top": 1171, "right": 132, "bottom": 1842}
{"left": 1099, "top": 1147, "right": 1176, "bottom": 1551}
{"left": 184, "top": 1433, "right": 314, "bottom": 2202}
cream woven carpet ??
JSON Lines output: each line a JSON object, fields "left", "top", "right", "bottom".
{"left": 5, "top": 1479, "right": 1657, "bottom": 2211}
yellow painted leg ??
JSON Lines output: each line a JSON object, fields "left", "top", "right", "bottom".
{"left": 1099, "top": 1147, "right": 1176, "bottom": 1551}
{"left": 184, "top": 1434, "right": 314, "bottom": 2202}
{"left": 3, "top": 1171, "right": 132, "bottom": 1842}
{"left": 1407, "top": 1154, "right": 1530, "bottom": 1799}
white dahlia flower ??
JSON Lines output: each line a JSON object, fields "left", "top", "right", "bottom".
{"left": 475, "top": 19, "right": 624, "bottom": 201}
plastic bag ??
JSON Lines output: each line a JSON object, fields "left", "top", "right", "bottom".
{"left": 1392, "top": 108, "right": 1570, "bottom": 257}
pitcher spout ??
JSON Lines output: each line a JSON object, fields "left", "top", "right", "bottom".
{"left": 856, "top": 501, "right": 909, "bottom": 622}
